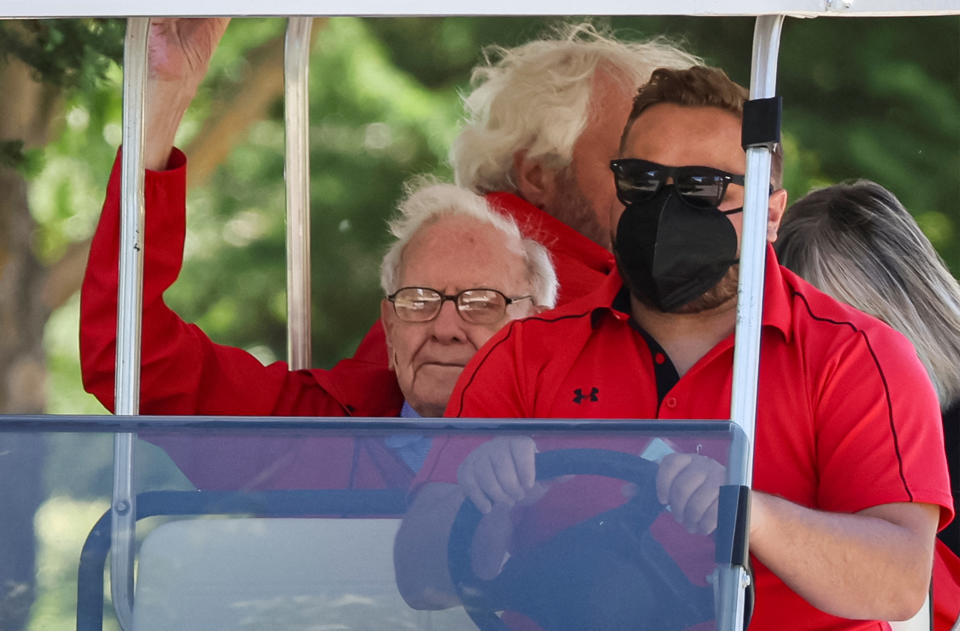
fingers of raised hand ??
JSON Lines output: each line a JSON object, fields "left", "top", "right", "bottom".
{"left": 148, "top": 18, "right": 230, "bottom": 81}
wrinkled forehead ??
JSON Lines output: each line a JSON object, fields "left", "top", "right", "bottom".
{"left": 399, "top": 216, "right": 528, "bottom": 291}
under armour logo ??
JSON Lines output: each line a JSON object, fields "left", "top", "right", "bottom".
{"left": 573, "top": 387, "right": 599, "bottom": 404}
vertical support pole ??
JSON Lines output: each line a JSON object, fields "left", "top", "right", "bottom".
{"left": 718, "top": 14, "right": 785, "bottom": 631}
{"left": 731, "top": 13, "right": 784, "bottom": 488}
{"left": 284, "top": 18, "right": 314, "bottom": 370}
{"left": 111, "top": 17, "right": 150, "bottom": 631}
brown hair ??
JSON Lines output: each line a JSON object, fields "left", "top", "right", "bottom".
{"left": 622, "top": 66, "right": 783, "bottom": 188}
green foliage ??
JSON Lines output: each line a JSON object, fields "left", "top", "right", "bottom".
{"left": 0, "top": 19, "right": 124, "bottom": 90}
{"left": 777, "top": 16, "right": 960, "bottom": 268}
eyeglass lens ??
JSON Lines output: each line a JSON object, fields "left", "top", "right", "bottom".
{"left": 613, "top": 160, "right": 734, "bottom": 208}
{"left": 391, "top": 288, "right": 508, "bottom": 324}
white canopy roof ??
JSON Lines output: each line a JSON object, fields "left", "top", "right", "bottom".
{"left": 5, "top": 0, "right": 960, "bottom": 18}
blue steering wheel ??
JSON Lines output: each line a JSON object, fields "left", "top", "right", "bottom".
{"left": 446, "top": 447, "right": 715, "bottom": 631}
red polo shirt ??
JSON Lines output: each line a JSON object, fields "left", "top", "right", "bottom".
{"left": 420, "top": 247, "right": 952, "bottom": 630}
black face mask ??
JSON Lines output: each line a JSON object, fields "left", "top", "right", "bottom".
{"left": 614, "top": 186, "right": 741, "bottom": 313}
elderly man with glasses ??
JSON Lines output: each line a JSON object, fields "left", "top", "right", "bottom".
{"left": 378, "top": 182, "right": 556, "bottom": 422}
{"left": 82, "top": 167, "right": 555, "bottom": 489}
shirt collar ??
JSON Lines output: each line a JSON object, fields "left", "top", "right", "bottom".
{"left": 485, "top": 191, "right": 614, "bottom": 276}
{"left": 761, "top": 244, "right": 793, "bottom": 341}
{"left": 589, "top": 244, "right": 792, "bottom": 341}
{"left": 400, "top": 401, "right": 421, "bottom": 418}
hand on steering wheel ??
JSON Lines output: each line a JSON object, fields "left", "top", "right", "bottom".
{"left": 447, "top": 448, "right": 671, "bottom": 631}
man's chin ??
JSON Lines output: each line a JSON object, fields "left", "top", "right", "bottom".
{"left": 631, "top": 267, "right": 740, "bottom": 315}
{"left": 409, "top": 368, "right": 463, "bottom": 416}
{"left": 671, "top": 289, "right": 737, "bottom": 314}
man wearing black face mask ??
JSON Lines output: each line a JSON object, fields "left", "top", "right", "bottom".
{"left": 397, "top": 66, "right": 952, "bottom": 630}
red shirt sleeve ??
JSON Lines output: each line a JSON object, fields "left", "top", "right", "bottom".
{"left": 810, "top": 320, "right": 954, "bottom": 529}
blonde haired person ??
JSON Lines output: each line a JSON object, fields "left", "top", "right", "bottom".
{"left": 776, "top": 179, "right": 960, "bottom": 630}
{"left": 776, "top": 181, "right": 960, "bottom": 409}
{"left": 80, "top": 17, "right": 693, "bottom": 484}
{"left": 776, "top": 180, "right": 960, "bottom": 548}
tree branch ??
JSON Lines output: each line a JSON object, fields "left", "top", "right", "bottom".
{"left": 185, "top": 19, "right": 326, "bottom": 188}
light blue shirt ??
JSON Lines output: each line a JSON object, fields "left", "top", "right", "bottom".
{"left": 383, "top": 402, "right": 433, "bottom": 472}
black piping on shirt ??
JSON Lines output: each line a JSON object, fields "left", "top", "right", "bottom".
{"left": 792, "top": 290, "right": 912, "bottom": 501}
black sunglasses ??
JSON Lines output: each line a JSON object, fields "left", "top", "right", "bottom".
{"left": 610, "top": 159, "right": 750, "bottom": 209}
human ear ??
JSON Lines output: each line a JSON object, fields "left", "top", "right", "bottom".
{"left": 767, "top": 188, "right": 789, "bottom": 243}
{"left": 513, "top": 151, "right": 556, "bottom": 209}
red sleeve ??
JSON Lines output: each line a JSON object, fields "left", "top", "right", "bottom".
{"left": 443, "top": 318, "right": 537, "bottom": 420}
{"left": 813, "top": 323, "right": 954, "bottom": 529}
{"left": 933, "top": 540, "right": 960, "bottom": 629}
{"left": 79, "top": 148, "right": 401, "bottom": 418}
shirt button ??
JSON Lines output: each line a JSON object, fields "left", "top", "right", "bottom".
{"left": 665, "top": 397, "right": 678, "bottom": 409}
{"left": 654, "top": 352, "right": 666, "bottom": 365}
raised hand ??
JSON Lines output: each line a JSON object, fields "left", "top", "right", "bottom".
{"left": 148, "top": 18, "right": 230, "bottom": 85}
{"left": 142, "top": 18, "right": 229, "bottom": 170}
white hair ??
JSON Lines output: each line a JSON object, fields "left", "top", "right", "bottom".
{"left": 380, "top": 179, "right": 558, "bottom": 309}
{"left": 451, "top": 22, "right": 701, "bottom": 194}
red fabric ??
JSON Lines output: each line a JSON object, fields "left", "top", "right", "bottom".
{"left": 934, "top": 540, "right": 960, "bottom": 630}
{"left": 484, "top": 191, "right": 614, "bottom": 305}
{"left": 419, "top": 246, "right": 953, "bottom": 631}
{"left": 80, "top": 150, "right": 614, "bottom": 490}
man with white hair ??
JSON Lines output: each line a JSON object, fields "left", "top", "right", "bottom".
{"left": 378, "top": 180, "right": 557, "bottom": 421}
{"left": 451, "top": 23, "right": 699, "bottom": 303}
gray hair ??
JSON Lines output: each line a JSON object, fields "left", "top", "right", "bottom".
{"left": 380, "top": 179, "right": 558, "bottom": 309}
{"left": 776, "top": 180, "right": 960, "bottom": 408}
{"left": 451, "top": 22, "right": 701, "bottom": 194}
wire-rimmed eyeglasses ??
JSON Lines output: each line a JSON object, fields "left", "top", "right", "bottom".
{"left": 387, "top": 287, "right": 533, "bottom": 324}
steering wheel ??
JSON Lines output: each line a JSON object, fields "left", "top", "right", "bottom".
{"left": 446, "top": 448, "right": 714, "bottom": 631}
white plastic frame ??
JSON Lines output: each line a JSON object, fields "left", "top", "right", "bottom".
{"left": 6, "top": 0, "right": 960, "bottom": 17}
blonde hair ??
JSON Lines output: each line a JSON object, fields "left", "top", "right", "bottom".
{"left": 451, "top": 22, "right": 701, "bottom": 194}
{"left": 380, "top": 178, "right": 558, "bottom": 309}
{"left": 777, "top": 180, "right": 960, "bottom": 408}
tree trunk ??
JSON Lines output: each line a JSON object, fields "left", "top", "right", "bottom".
{"left": 0, "top": 52, "right": 60, "bottom": 631}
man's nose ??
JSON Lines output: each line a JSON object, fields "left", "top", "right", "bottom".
{"left": 430, "top": 299, "right": 467, "bottom": 342}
